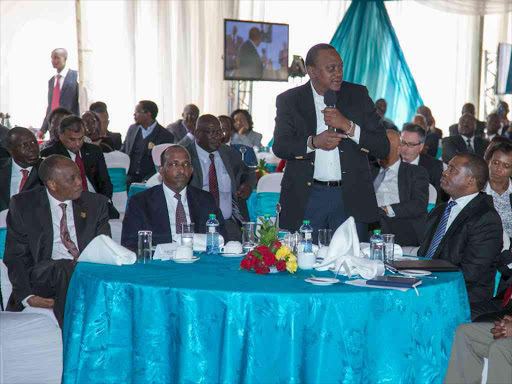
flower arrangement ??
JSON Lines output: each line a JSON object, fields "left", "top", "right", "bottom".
{"left": 256, "top": 159, "right": 269, "bottom": 180}
{"left": 239, "top": 216, "right": 297, "bottom": 274}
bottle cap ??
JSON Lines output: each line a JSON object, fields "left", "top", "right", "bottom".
{"left": 374, "top": 229, "right": 381, "bottom": 235}
{"left": 303, "top": 220, "right": 310, "bottom": 225}
{"left": 209, "top": 214, "right": 216, "bottom": 219}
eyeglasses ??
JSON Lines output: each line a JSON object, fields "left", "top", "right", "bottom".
{"left": 400, "top": 140, "right": 421, "bottom": 148}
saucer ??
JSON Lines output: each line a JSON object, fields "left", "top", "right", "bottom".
{"left": 172, "top": 256, "right": 200, "bottom": 264}
{"left": 398, "top": 269, "right": 431, "bottom": 277}
{"left": 304, "top": 277, "right": 340, "bottom": 286}
{"left": 220, "top": 252, "right": 247, "bottom": 258}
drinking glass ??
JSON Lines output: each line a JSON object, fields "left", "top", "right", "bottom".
{"left": 382, "top": 234, "right": 395, "bottom": 263}
{"left": 181, "top": 223, "right": 195, "bottom": 249}
{"left": 242, "top": 222, "right": 256, "bottom": 253}
{"left": 318, "top": 229, "right": 333, "bottom": 248}
{"left": 138, "top": 230, "right": 152, "bottom": 264}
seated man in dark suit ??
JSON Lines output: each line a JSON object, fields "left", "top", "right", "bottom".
{"left": 121, "top": 145, "right": 226, "bottom": 248}
{"left": 4, "top": 155, "right": 111, "bottom": 327}
{"left": 448, "top": 103, "right": 486, "bottom": 137}
{"left": 166, "top": 104, "right": 200, "bottom": 147}
{"left": 400, "top": 123, "right": 446, "bottom": 203}
{"left": 486, "top": 112, "right": 505, "bottom": 141}
{"left": 0, "top": 127, "right": 44, "bottom": 211}
{"left": 186, "top": 115, "right": 256, "bottom": 241}
{"left": 40, "top": 106, "right": 72, "bottom": 151}
{"left": 41, "top": 115, "right": 119, "bottom": 219}
{"left": 442, "top": 113, "right": 489, "bottom": 164}
{"left": 89, "top": 101, "right": 123, "bottom": 150}
{"left": 218, "top": 115, "right": 257, "bottom": 166}
{"left": 121, "top": 100, "right": 175, "bottom": 186}
{"left": 373, "top": 130, "right": 429, "bottom": 246}
{"left": 418, "top": 154, "right": 503, "bottom": 318}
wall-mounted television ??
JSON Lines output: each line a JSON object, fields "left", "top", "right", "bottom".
{"left": 497, "top": 43, "right": 512, "bottom": 95}
{"left": 224, "top": 19, "right": 289, "bottom": 82}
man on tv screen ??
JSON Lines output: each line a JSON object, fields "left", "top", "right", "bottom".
{"left": 238, "top": 27, "right": 263, "bottom": 79}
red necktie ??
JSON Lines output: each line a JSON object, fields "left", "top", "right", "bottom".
{"left": 59, "top": 203, "right": 80, "bottom": 264}
{"left": 208, "top": 153, "right": 220, "bottom": 206}
{"left": 503, "top": 286, "right": 512, "bottom": 307}
{"left": 175, "top": 193, "right": 187, "bottom": 234}
{"left": 74, "top": 153, "right": 88, "bottom": 191}
{"left": 51, "top": 75, "right": 61, "bottom": 111}
{"left": 19, "top": 169, "right": 29, "bottom": 193}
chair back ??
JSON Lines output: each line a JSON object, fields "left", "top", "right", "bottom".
{"left": 255, "top": 173, "right": 283, "bottom": 220}
{"left": 152, "top": 143, "right": 173, "bottom": 167}
{"left": 231, "top": 144, "right": 257, "bottom": 166}
{"left": 104, "top": 151, "right": 130, "bottom": 214}
{"left": 427, "top": 184, "right": 437, "bottom": 212}
{"left": 0, "top": 210, "right": 7, "bottom": 260}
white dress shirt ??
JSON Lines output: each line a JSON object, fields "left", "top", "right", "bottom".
{"left": 376, "top": 159, "right": 401, "bottom": 217}
{"left": 54, "top": 66, "right": 69, "bottom": 90}
{"left": 309, "top": 82, "right": 360, "bottom": 181}
{"left": 445, "top": 192, "right": 479, "bottom": 231}
{"left": 162, "top": 184, "right": 191, "bottom": 239}
{"left": 67, "top": 150, "right": 96, "bottom": 193}
{"left": 139, "top": 120, "right": 157, "bottom": 139}
{"left": 10, "top": 160, "right": 33, "bottom": 198}
{"left": 408, "top": 155, "right": 420, "bottom": 166}
{"left": 195, "top": 142, "right": 232, "bottom": 220}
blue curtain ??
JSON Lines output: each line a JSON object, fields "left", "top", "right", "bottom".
{"left": 330, "top": 0, "right": 423, "bottom": 129}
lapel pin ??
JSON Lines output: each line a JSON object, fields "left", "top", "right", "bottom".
{"left": 81, "top": 212, "right": 87, "bottom": 219}
{"left": 148, "top": 142, "right": 155, "bottom": 150}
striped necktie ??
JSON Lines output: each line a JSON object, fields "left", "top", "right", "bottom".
{"left": 425, "top": 201, "right": 457, "bottom": 259}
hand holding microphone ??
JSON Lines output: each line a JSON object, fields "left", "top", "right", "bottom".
{"left": 322, "top": 89, "right": 353, "bottom": 135}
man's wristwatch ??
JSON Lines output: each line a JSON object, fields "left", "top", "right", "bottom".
{"left": 308, "top": 135, "right": 317, "bottom": 150}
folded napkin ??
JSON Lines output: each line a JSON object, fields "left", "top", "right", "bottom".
{"left": 315, "top": 217, "right": 385, "bottom": 280}
{"left": 173, "top": 234, "right": 225, "bottom": 252}
{"left": 78, "top": 235, "right": 136, "bottom": 265}
{"left": 360, "top": 242, "right": 403, "bottom": 258}
{"left": 154, "top": 242, "right": 179, "bottom": 260}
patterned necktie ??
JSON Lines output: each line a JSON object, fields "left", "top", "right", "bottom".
{"left": 373, "top": 167, "right": 389, "bottom": 192}
{"left": 208, "top": 153, "right": 220, "bottom": 206}
{"left": 59, "top": 203, "right": 80, "bottom": 263}
{"left": 466, "top": 138, "right": 474, "bottom": 153}
{"left": 74, "top": 153, "right": 89, "bottom": 191}
{"left": 19, "top": 169, "right": 29, "bottom": 193}
{"left": 175, "top": 193, "right": 187, "bottom": 234}
{"left": 425, "top": 201, "right": 457, "bottom": 259}
{"left": 51, "top": 74, "right": 61, "bottom": 111}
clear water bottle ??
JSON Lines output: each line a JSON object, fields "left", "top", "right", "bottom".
{"left": 370, "top": 230, "right": 385, "bottom": 261}
{"left": 300, "top": 220, "right": 313, "bottom": 253}
{"left": 206, "top": 214, "right": 220, "bottom": 254}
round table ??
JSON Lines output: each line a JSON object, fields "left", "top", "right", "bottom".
{"left": 62, "top": 256, "right": 470, "bottom": 384}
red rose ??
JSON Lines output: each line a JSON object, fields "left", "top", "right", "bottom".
{"left": 272, "top": 241, "right": 282, "bottom": 249}
{"left": 251, "top": 257, "right": 262, "bottom": 268}
{"left": 276, "top": 259, "right": 286, "bottom": 271}
{"left": 255, "top": 246, "right": 270, "bottom": 253}
{"left": 255, "top": 265, "right": 270, "bottom": 274}
{"left": 240, "top": 258, "right": 252, "bottom": 270}
{"left": 263, "top": 252, "right": 276, "bottom": 266}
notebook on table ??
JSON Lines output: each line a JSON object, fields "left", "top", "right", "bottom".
{"left": 366, "top": 276, "right": 422, "bottom": 289}
{"left": 391, "top": 259, "right": 459, "bottom": 272}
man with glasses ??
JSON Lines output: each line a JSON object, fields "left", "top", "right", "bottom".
{"left": 185, "top": 115, "right": 256, "bottom": 241}
{"left": 400, "top": 123, "right": 445, "bottom": 203}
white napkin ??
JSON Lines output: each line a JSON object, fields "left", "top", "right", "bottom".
{"left": 315, "top": 217, "right": 385, "bottom": 280}
{"left": 78, "top": 235, "right": 136, "bottom": 265}
{"left": 360, "top": 242, "right": 403, "bottom": 258}
{"left": 173, "top": 234, "right": 225, "bottom": 252}
{"left": 153, "top": 242, "right": 179, "bottom": 260}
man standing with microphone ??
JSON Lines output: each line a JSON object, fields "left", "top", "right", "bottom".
{"left": 272, "top": 43, "right": 389, "bottom": 242}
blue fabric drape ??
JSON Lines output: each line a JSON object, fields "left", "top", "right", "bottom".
{"left": 330, "top": 0, "right": 423, "bottom": 129}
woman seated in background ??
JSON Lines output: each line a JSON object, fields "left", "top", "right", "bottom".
{"left": 230, "top": 109, "right": 262, "bottom": 149}
{"left": 82, "top": 111, "right": 115, "bottom": 153}
{"left": 40, "top": 107, "right": 72, "bottom": 150}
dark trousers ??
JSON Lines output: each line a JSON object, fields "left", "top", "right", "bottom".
{"left": 471, "top": 299, "right": 511, "bottom": 322}
{"left": 30, "top": 259, "right": 75, "bottom": 328}
{"left": 303, "top": 184, "right": 369, "bottom": 243}
{"left": 225, "top": 218, "right": 242, "bottom": 242}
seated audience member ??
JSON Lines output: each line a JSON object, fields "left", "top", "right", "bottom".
{"left": 121, "top": 100, "right": 174, "bottom": 186}
{"left": 417, "top": 106, "right": 443, "bottom": 158}
{"left": 484, "top": 135, "right": 512, "bottom": 162}
{"left": 4, "top": 155, "right": 111, "bottom": 327}
{"left": 40, "top": 107, "right": 72, "bottom": 151}
{"left": 486, "top": 112, "right": 504, "bottom": 141}
{"left": 219, "top": 114, "right": 257, "bottom": 166}
{"left": 373, "top": 130, "right": 429, "bottom": 246}
{"left": 121, "top": 146, "right": 226, "bottom": 248}
{"left": 400, "top": 123, "right": 445, "bottom": 202}
{"left": 498, "top": 101, "right": 510, "bottom": 132}
{"left": 41, "top": 115, "right": 119, "bottom": 219}
{"left": 442, "top": 113, "right": 489, "bottom": 164}
{"left": 375, "top": 98, "right": 398, "bottom": 131}
{"left": 82, "top": 111, "right": 115, "bottom": 153}
{"left": 0, "top": 127, "right": 43, "bottom": 211}
{"left": 444, "top": 314, "right": 512, "bottom": 384}
{"left": 230, "top": 109, "right": 263, "bottom": 149}
{"left": 89, "top": 101, "right": 122, "bottom": 150}
{"left": 448, "top": 103, "right": 486, "bottom": 137}
{"left": 166, "top": 104, "right": 200, "bottom": 147}
{"left": 185, "top": 115, "right": 256, "bottom": 241}
{"left": 418, "top": 154, "right": 503, "bottom": 317}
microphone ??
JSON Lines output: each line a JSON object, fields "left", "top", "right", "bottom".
{"left": 324, "top": 90, "right": 337, "bottom": 132}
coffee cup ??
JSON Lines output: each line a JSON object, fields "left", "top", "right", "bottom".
{"left": 298, "top": 252, "right": 316, "bottom": 270}
{"left": 174, "top": 245, "right": 193, "bottom": 260}
{"left": 220, "top": 241, "right": 243, "bottom": 254}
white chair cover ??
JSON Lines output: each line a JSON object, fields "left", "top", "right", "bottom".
{"left": 0, "top": 260, "right": 11, "bottom": 310}
{"left": 428, "top": 183, "right": 437, "bottom": 205}
{"left": 104, "top": 151, "right": 130, "bottom": 214}
{"left": 256, "top": 173, "right": 284, "bottom": 193}
{"left": 152, "top": 143, "right": 173, "bottom": 167}
{"left": 146, "top": 173, "right": 162, "bottom": 188}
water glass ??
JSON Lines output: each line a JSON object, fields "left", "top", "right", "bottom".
{"left": 181, "top": 223, "right": 195, "bottom": 249}
{"left": 242, "top": 222, "right": 257, "bottom": 252}
{"left": 138, "top": 230, "right": 152, "bottom": 264}
{"left": 382, "top": 234, "right": 395, "bottom": 263}
{"left": 318, "top": 229, "right": 333, "bottom": 248}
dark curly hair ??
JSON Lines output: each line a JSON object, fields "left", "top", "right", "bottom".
{"left": 230, "top": 109, "right": 253, "bottom": 132}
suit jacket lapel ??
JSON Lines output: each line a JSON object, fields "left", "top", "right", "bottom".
{"left": 218, "top": 146, "right": 237, "bottom": 194}
{"left": 24, "top": 161, "right": 42, "bottom": 191}
{"left": 60, "top": 72, "right": 72, "bottom": 98}
{"left": 188, "top": 144, "right": 203, "bottom": 189}
{"left": 0, "top": 159, "right": 12, "bottom": 209}
{"left": 186, "top": 187, "right": 200, "bottom": 228}
{"left": 300, "top": 82, "right": 317, "bottom": 138}
{"left": 398, "top": 162, "right": 407, "bottom": 202}
{"left": 72, "top": 197, "right": 87, "bottom": 252}
{"left": 39, "top": 190, "right": 54, "bottom": 259}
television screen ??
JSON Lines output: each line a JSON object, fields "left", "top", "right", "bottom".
{"left": 497, "top": 43, "right": 512, "bottom": 95}
{"left": 224, "top": 19, "right": 289, "bottom": 82}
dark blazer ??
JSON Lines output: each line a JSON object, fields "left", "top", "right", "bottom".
{"left": 0, "top": 124, "right": 8, "bottom": 148}
{"left": 424, "top": 129, "right": 442, "bottom": 159}
{"left": 166, "top": 119, "right": 194, "bottom": 147}
{"left": 41, "top": 69, "right": 79, "bottom": 132}
{"left": 0, "top": 157, "right": 44, "bottom": 212}
{"left": 239, "top": 40, "right": 263, "bottom": 79}
{"left": 449, "top": 120, "right": 486, "bottom": 137}
{"left": 442, "top": 135, "right": 489, "bottom": 164}
{"left": 272, "top": 81, "right": 389, "bottom": 231}
{"left": 417, "top": 154, "right": 446, "bottom": 203}
{"left": 121, "top": 185, "right": 226, "bottom": 249}
{"left": 121, "top": 122, "right": 175, "bottom": 179}
{"left": 374, "top": 161, "right": 429, "bottom": 246}
{"left": 4, "top": 187, "right": 111, "bottom": 311}
{"left": 418, "top": 193, "right": 503, "bottom": 303}
{"left": 41, "top": 141, "right": 118, "bottom": 219}
{"left": 186, "top": 142, "right": 257, "bottom": 222}
{"left": 106, "top": 130, "right": 122, "bottom": 150}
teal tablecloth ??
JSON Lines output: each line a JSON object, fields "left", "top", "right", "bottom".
{"left": 63, "top": 257, "right": 470, "bottom": 384}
